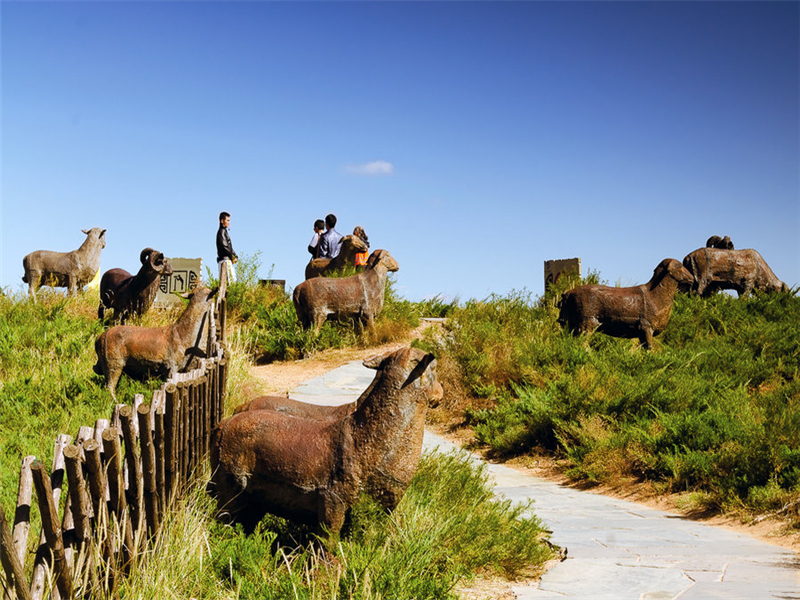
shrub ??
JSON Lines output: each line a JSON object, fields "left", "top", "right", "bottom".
{"left": 440, "top": 285, "right": 800, "bottom": 516}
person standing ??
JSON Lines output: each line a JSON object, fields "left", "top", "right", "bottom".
{"left": 216, "top": 211, "right": 238, "bottom": 282}
{"left": 317, "top": 213, "right": 343, "bottom": 259}
{"left": 308, "top": 218, "right": 325, "bottom": 258}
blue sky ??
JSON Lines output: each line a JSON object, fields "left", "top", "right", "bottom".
{"left": 2, "top": 1, "right": 798, "bottom": 302}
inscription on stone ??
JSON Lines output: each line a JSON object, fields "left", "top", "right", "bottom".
{"left": 155, "top": 258, "right": 203, "bottom": 306}
{"left": 544, "top": 258, "right": 581, "bottom": 290}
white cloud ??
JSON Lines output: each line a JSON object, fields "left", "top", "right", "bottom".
{"left": 343, "top": 161, "right": 395, "bottom": 176}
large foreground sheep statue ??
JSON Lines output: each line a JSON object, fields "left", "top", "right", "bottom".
{"left": 22, "top": 228, "right": 106, "bottom": 299}
{"left": 209, "top": 347, "right": 439, "bottom": 537}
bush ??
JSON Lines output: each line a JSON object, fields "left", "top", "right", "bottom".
{"left": 440, "top": 285, "right": 800, "bottom": 517}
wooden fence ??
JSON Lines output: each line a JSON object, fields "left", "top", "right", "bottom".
{"left": 0, "top": 262, "right": 232, "bottom": 599}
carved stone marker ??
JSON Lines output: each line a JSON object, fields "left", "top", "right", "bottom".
{"left": 544, "top": 258, "right": 581, "bottom": 290}
{"left": 259, "top": 279, "right": 286, "bottom": 294}
{"left": 155, "top": 258, "right": 202, "bottom": 306}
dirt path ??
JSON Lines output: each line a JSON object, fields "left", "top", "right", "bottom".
{"left": 249, "top": 340, "right": 412, "bottom": 396}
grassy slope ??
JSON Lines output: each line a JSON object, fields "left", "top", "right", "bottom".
{"left": 0, "top": 275, "right": 553, "bottom": 599}
{"left": 431, "top": 283, "right": 800, "bottom": 523}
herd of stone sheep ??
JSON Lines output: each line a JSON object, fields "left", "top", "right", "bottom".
{"left": 19, "top": 228, "right": 789, "bottom": 393}
{"left": 18, "top": 229, "right": 789, "bottom": 535}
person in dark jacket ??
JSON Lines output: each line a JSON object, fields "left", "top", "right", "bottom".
{"left": 216, "top": 211, "right": 238, "bottom": 282}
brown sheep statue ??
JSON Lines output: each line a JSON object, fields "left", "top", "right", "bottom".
{"left": 98, "top": 247, "right": 174, "bottom": 322}
{"left": 558, "top": 258, "right": 693, "bottom": 349}
{"left": 209, "top": 347, "right": 439, "bottom": 537}
{"left": 22, "top": 228, "right": 106, "bottom": 299}
{"left": 682, "top": 247, "right": 788, "bottom": 297}
{"left": 93, "top": 286, "right": 217, "bottom": 398}
{"left": 293, "top": 249, "right": 399, "bottom": 334}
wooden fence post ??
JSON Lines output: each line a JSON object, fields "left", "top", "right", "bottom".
{"left": 63, "top": 445, "right": 92, "bottom": 547}
{"left": 137, "top": 403, "right": 161, "bottom": 538}
{"left": 203, "top": 371, "right": 211, "bottom": 456}
{"left": 30, "top": 434, "right": 70, "bottom": 600}
{"left": 82, "top": 438, "right": 117, "bottom": 593}
{"left": 154, "top": 404, "right": 166, "bottom": 517}
{"left": 11, "top": 456, "right": 35, "bottom": 578}
{"left": 163, "top": 382, "right": 179, "bottom": 501}
{"left": 219, "top": 354, "right": 229, "bottom": 421}
{"left": 180, "top": 381, "right": 190, "bottom": 483}
{"left": 208, "top": 360, "right": 218, "bottom": 431}
{"left": 0, "top": 505, "right": 32, "bottom": 600}
{"left": 30, "top": 460, "right": 73, "bottom": 599}
{"left": 119, "top": 406, "right": 144, "bottom": 536}
{"left": 101, "top": 429, "right": 134, "bottom": 572}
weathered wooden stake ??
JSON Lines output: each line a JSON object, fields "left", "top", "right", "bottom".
{"left": 119, "top": 406, "right": 144, "bottom": 535}
{"left": 63, "top": 445, "right": 92, "bottom": 546}
{"left": 101, "top": 429, "right": 134, "bottom": 572}
{"left": 137, "top": 403, "right": 161, "bottom": 538}
{"left": 12, "top": 456, "right": 35, "bottom": 573}
{"left": 0, "top": 504, "right": 33, "bottom": 600}
{"left": 164, "top": 382, "right": 179, "bottom": 501}
{"left": 31, "top": 460, "right": 73, "bottom": 599}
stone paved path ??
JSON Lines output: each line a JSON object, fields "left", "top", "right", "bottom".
{"left": 292, "top": 358, "right": 800, "bottom": 600}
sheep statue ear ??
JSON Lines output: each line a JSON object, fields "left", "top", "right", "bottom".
{"left": 363, "top": 350, "right": 394, "bottom": 370}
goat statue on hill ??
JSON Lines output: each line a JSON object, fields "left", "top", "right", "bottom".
{"left": 294, "top": 249, "right": 399, "bottom": 334}
{"left": 93, "top": 286, "right": 217, "bottom": 399}
{"left": 98, "top": 248, "right": 173, "bottom": 322}
{"left": 558, "top": 258, "right": 693, "bottom": 349}
{"left": 22, "top": 228, "right": 107, "bottom": 300}
{"left": 210, "top": 346, "right": 440, "bottom": 537}
{"left": 682, "top": 247, "right": 788, "bottom": 297}
{"left": 305, "top": 234, "right": 370, "bottom": 280}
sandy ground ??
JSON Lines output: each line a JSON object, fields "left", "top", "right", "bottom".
{"left": 248, "top": 325, "right": 800, "bottom": 559}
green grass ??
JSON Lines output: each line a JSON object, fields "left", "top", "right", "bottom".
{"left": 1, "top": 275, "right": 555, "bottom": 598}
{"left": 0, "top": 291, "right": 166, "bottom": 520}
{"left": 436, "top": 282, "right": 800, "bottom": 521}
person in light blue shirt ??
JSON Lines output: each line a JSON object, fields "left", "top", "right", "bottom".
{"left": 318, "top": 213, "right": 343, "bottom": 259}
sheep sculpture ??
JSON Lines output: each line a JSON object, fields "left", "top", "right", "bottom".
{"left": 305, "top": 234, "right": 370, "bottom": 279}
{"left": 705, "top": 235, "right": 734, "bottom": 250}
{"left": 209, "top": 346, "right": 439, "bottom": 536}
{"left": 93, "top": 286, "right": 217, "bottom": 398}
{"left": 558, "top": 258, "right": 694, "bottom": 349}
{"left": 294, "top": 249, "right": 399, "bottom": 334}
{"left": 22, "top": 228, "right": 107, "bottom": 299}
{"left": 682, "top": 247, "right": 788, "bottom": 297}
{"left": 98, "top": 248, "right": 174, "bottom": 322}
